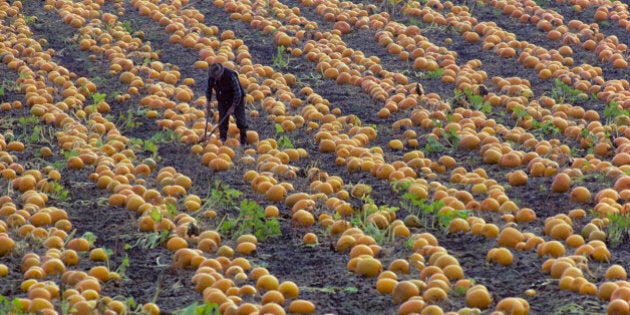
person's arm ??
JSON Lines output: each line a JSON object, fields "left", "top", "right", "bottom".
{"left": 206, "top": 77, "right": 216, "bottom": 117}
{"left": 206, "top": 77, "right": 215, "bottom": 103}
{"left": 229, "top": 71, "right": 244, "bottom": 111}
{"left": 204, "top": 77, "right": 216, "bottom": 131}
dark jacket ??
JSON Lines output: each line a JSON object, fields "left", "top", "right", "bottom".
{"left": 206, "top": 67, "right": 245, "bottom": 106}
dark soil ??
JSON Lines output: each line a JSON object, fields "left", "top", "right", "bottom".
{"left": 1, "top": 0, "right": 629, "bottom": 314}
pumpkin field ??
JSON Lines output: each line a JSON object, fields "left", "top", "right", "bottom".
{"left": 1, "top": 0, "right": 630, "bottom": 313}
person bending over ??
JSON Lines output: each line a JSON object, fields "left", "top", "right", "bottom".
{"left": 206, "top": 62, "right": 248, "bottom": 145}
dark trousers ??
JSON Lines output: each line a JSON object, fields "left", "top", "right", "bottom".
{"left": 218, "top": 98, "right": 247, "bottom": 142}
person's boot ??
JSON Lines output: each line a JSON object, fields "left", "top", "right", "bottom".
{"left": 240, "top": 130, "right": 248, "bottom": 145}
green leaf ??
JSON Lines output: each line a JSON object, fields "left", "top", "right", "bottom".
{"left": 12, "top": 297, "right": 24, "bottom": 311}
{"left": 82, "top": 231, "right": 97, "bottom": 245}
{"left": 179, "top": 303, "right": 200, "bottom": 315}
{"left": 126, "top": 297, "right": 136, "bottom": 308}
{"left": 166, "top": 203, "right": 179, "bottom": 216}
{"left": 221, "top": 221, "right": 233, "bottom": 232}
{"left": 90, "top": 92, "right": 107, "bottom": 104}
{"left": 144, "top": 140, "right": 158, "bottom": 154}
{"left": 277, "top": 135, "right": 294, "bottom": 149}
{"left": 149, "top": 208, "right": 162, "bottom": 222}
{"left": 424, "top": 137, "right": 445, "bottom": 153}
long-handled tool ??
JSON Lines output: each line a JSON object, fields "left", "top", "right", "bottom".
{"left": 201, "top": 105, "right": 235, "bottom": 142}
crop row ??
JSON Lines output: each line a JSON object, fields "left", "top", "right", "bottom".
{"left": 1, "top": 0, "right": 630, "bottom": 313}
